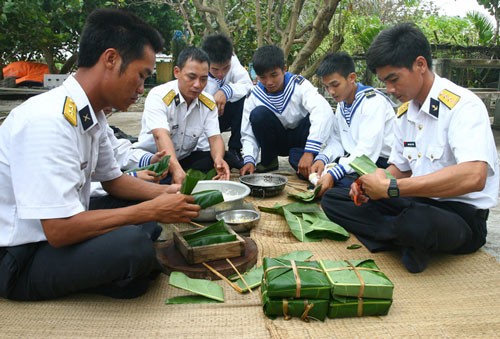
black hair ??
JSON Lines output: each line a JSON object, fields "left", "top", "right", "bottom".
{"left": 201, "top": 33, "right": 233, "bottom": 64}
{"left": 366, "top": 22, "right": 432, "bottom": 73}
{"left": 316, "top": 52, "right": 355, "bottom": 78}
{"left": 176, "top": 46, "right": 210, "bottom": 68}
{"left": 252, "top": 45, "right": 285, "bottom": 75}
{"left": 78, "top": 8, "right": 164, "bottom": 73}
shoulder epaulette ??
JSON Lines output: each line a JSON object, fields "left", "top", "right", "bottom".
{"left": 397, "top": 101, "right": 410, "bottom": 118}
{"left": 294, "top": 75, "right": 305, "bottom": 85}
{"left": 199, "top": 93, "right": 216, "bottom": 110}
{"left": 162, "top": 90, "right": 176, "bottom": 106}
{"left": 365, "top": 90, "right": 376, "bottom": 98}
{"left": 62, "top": 96, "right": 77, "bottom": 126}
{"left": 438, "top": 89, "right": 461, "bottom": 109}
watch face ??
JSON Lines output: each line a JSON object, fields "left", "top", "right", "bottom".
{"left": 388, "top": 188, "right": 399, "bottom": 197}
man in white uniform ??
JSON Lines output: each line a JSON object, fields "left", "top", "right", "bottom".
{"left": 201, "top": 33, "right": 253, "bottom": 169}
{"left": 312, "top": 51, "right": 395, "bottom": 197}
{"left": 240, "top": 45, "right": 334, "bottom": 178}
{"left": 321, "top": 23, "right": 499, "bottom": 273}
{"left": 134, "top": 47, "right": 230, "bottom": 185}
{"left": 0, "top": 9, "right": 200, "bottom": 300}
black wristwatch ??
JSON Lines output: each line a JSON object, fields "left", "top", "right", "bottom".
{"left": 387, "top": 178, "right": 399, "bottom": 198}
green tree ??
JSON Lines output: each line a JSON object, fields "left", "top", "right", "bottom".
{"left": 477, "top": 0, "right": 499, "bottom": 44}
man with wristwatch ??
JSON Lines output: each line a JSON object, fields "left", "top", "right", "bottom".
{"left": 321, "top": 23, "right": 498, "bottom": 273}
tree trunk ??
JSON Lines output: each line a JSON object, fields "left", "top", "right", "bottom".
{"left": 289, "top": 0, "right": 340, "bottom": 75}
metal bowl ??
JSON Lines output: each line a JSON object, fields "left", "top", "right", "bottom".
{"left": 191, "top": 180, "right": 251, "bottom": 221}
{"left": 239, "top": 173, "right": 288, "bottom": 198}
{"left": 216, "top": 209, "right": 260, "bottom": 232}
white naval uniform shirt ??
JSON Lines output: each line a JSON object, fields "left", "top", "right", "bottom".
{"left": 317, "top": 85, "right": 395, "bottom": 177}
{"left": 241, "top": 72, "right": 334, "bottom": 164}
{"left": 0, "top": 75, "right": 122, "bottom": 246}
{"left": 134, "top": 80, "right": 220, "bottom": 159}
{"left": 204, "top": 54, "right": 253, "bottom": 102}
{"left": 390, "top": 75, "right": 499, "bottom": 209}
{"left": 91, "top": 126, "right": 154, "bottom": 197}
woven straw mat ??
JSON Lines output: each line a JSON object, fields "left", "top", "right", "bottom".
{"left": 1, "top": 173, "right": 500, "bottom": 338}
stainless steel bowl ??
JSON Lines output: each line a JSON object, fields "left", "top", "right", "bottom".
{"left": 216, "top": 209, "right": 260, "bottom": 232}
{"left": 239, "top": 173, "right": 288, "bottom": 197}
{"left": 191, "top": 180, "right": 251, "bottom": 221}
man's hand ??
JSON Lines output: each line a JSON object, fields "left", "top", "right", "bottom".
{"left": 310, "top": 161, "right": 325, "bottom": 179}
{"left": 164, "top": 183, "right": 181, "bottom": 194}
{"left": 214, "top": 90, "right": 227, "bottom": 116}
{"left": 297, "top": 152, "right": 314, "bottom": 178}
{"left": 169, "top": 161, "right": 186, "bottom": 185}
{"left": 136, "top": 170, "right": 162, "bottom": 182}
{"left": 240, "top": 163, "right": 255, "bottom": 176}
{"left": 317, "top": 173, "right": 334, "bottom": 197}
{"left": 213, "top": 158, "right": 231, "bottom": 180}
{"left": 151, "top": 193, "right": 201, "bottom": 223}
{"left": 350, "top": 169, "right": 390, "bottom": 204}
{"left": 150, "top": 150, "right": 168, "bottom": 164}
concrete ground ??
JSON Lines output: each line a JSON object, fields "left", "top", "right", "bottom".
{"left": 107, "top": 108, "right": 500, "bottom": 262}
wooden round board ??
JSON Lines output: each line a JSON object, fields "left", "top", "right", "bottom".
{"left": 156, "top": 236, "right": 258, "bottom": 280}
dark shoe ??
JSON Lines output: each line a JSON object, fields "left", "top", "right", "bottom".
{"left": 225, "top": 148, "right": 244, "bottom": 169}
{"left": 401, "top": 247, "right": 430, "bottom": 273}
{"left": 255, "top": 158, "right": 279, "bottom": 173}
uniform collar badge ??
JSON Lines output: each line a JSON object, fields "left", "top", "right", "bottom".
{"left": 429, "top": 98, "right": 440, "bottom": 118}
{"left": 174, "top": 93, "right": 180, "bottom": 106}
{"left": 79, "top": 105, "right": 94, "bottom": 131}
{"left": 62, "top": 96, "right": 77, "bottom": 126}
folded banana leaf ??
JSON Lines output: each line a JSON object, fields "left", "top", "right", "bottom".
{"left": 230, "top": 250, "right": 314, "bottom": 292}
{"left": 349, "top": 155, "right": 394, "bottom": 178}
{"left": 204, "top": 168, "right": 217, "bottom": 180}
{"left": 302, "top": 213, "right": 350, "bottom": 241}
{"left": 192, "top": 190, "right": 224, "bottom": 209}
{"left": 167, "top": 271, "right": 224, "bottom": 303}
{"left": 287, "top": 185, "right": 322, "bottom": 202}
{"left": 328, "top": 296, "right": 392, "bottom": 318}
{"left": 319, "top": 259, "right": 394, "bottom": 299}
{"left": 261, "top": 283, "right": 329, "bottom": 321}
{"left": 183, "top": 219, "right": 236, "bottom": 247}
{"left": 262, "top": 257, "right": 331, "bottom": 300}
{"left": 165, "top": 295, "right": 221, "bottom": 304}
{"left": 180, "top": 169, "right": 208, "bottom": 194}
{"left": 187, "top": 234, "right": 237, "bottom": 247}
{"left": 283, "top": 209, "right": 320, "bottom": 242}
{"left": 125, "top": 155, "right": 170, "bottom": 176}
{"left": 258, "top": 202, "right": 323, "bottom": 216}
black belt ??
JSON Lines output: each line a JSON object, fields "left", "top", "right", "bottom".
{"left": 476, "top": 209, "right": 489, "bottom": 220}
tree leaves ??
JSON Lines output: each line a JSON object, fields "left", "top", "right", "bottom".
{"left": 166, "top": 271, "right": 224, "bottom": 303}
{"left": 125, "top": 155, "right": 170, "bottom": 176}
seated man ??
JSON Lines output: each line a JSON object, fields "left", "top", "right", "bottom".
{"left": 201, "top": 33, "right": 253, "bottom": 169}
{"left": 0, "top": 9, "right": 200, "bottom": 301}
{"left": 240, "top": 45, "right": 334, "bottom": 178}
{"left": 90, "top": 121, "right": 168, "bottom": 203}
{"left": 134, "top": 47, "right": 231, "bottom": 185}
{"left": 321, "top": 23, "right": 499, "bottom": 273}
{"left": 312, "top": 51, "right": 395, "bottom": 196}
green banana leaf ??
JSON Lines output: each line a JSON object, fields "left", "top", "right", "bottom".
{"left": 258, "top": 202, "right": 323, "bottom": 216}
{"left": 283, "top": 209, "right": 320, "bottom": 242}
{"left": 165, "top": 295, "right": 221, "bottom": 304}
{"left": 230, "top": 250, "right": 314, "bottom": 292}
{"left": 125, "top": 155, "right": 170, "bottom": 176}
{"left": 328, "top": 296, "right": 392, "bottom": 318}
{"left": 287, "top": 184, "right": 322, "bottom": 202}
{"left": 180, "top": 169, "right": 208, "bottom": 194}
{"left": 168, "top": 271, "right": 224, "bottom": 302}
{"left": 183, "top": 219, "right": 229, "bottom": 241}
{"left": 262, "top": 257, "right": 331, "bottom": 300}
{"left": 318, "top": 259, "right": 394, "bottom": 299}
{"left": 192, "top": 190, "right": 224, "bottom": 209}
{"left": 302, "top": 214, "right": 350, "bottom": 241}
{"left": 187, "top": 234, "right": 237, "bottom": 247}
{"left": 204, "top": 168, "right": 217, "bottom": 180}
{"left": 349, "top": 155, "right": 394, "bottom": 178}
{"left": 262, "top": 283, "right": 329, "bottom": 321}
